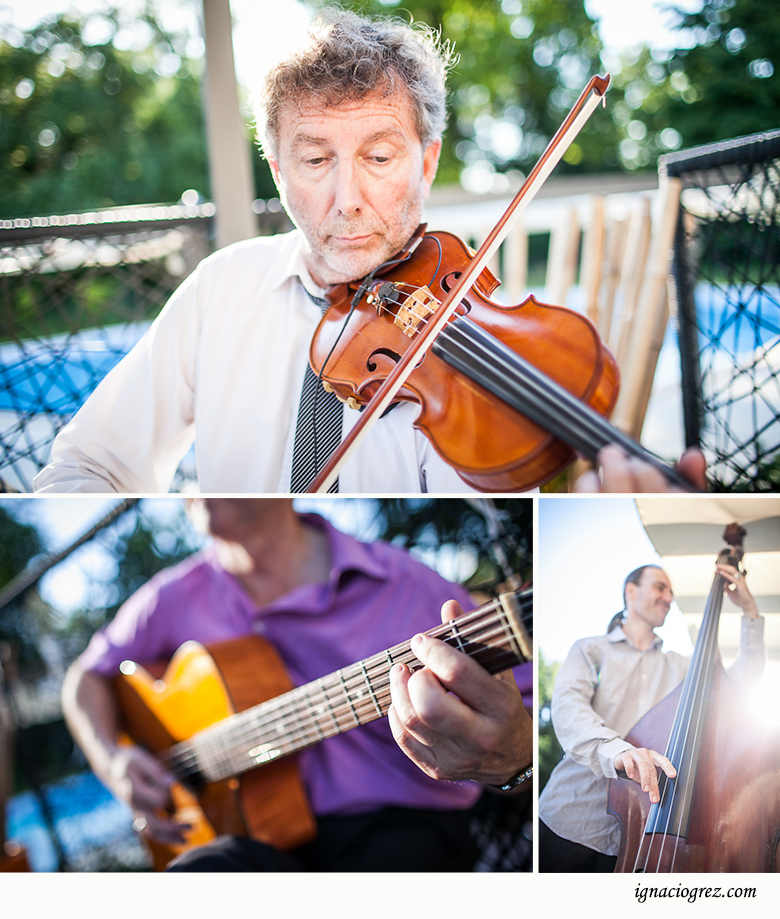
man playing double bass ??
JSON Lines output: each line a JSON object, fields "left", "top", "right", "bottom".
{"left": 32, "top": 9, "right": 706, "bottom": 495}
{"left": 538, "top": 562, "right": 763, "bottom": 872}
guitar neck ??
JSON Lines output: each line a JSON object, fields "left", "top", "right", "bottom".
{"left": 162, "top": 587, "right": 532, "bottom": 786}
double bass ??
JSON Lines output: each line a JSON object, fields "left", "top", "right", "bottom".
{"left": 607, "top": 524, "right": 780, "bottom": 872}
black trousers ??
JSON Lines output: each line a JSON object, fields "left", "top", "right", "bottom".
{"left": 538, "top": 820, "right": 617, "bottom": 873}
{"left": 166, "top": 806, "right": 478, "bottom": 872}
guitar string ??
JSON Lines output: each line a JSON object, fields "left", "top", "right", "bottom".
{"left": 632, "top": 559, "right": 729, "bottom": 873}
{"left": 161, "top": 614, "right": 517, "bottom": 781}
{"left": 159, "top": 592, "right": 531, "bottom": 778}
{"left": 164, "top": 637, "right": 516, "bottom": 781}
{"left": 171, "top": 593, "right": 531, "bottom": 781}
{"left": 157, "top": 612, "right": 506, "bottom": 777}
{"left": 159, "top": 599, "right": 528, "bottom": 781}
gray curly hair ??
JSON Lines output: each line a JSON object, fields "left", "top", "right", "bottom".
{"left": 255, "top": 8, "right": 456, "bottom": 155}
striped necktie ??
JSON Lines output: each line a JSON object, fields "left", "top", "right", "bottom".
{"left": 290, "top": 289, "right": 342, "bottom": 493}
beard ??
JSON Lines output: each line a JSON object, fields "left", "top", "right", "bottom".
{"left": 287, "top": 194, "right": 424, "bottom": 287}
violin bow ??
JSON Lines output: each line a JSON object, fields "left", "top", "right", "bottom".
{"left": 307, "top": 74, "right": 611, "bottom": 494}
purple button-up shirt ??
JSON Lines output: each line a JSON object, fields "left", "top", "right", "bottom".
{"left": 80, "top": 514, "right": 528, "bottom": 817}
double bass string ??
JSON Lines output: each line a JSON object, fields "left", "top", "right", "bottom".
{"left": 632, "top": 555, "right": 732, "bottom": 872}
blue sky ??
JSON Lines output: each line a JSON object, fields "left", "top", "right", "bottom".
{"left": 538, "top": 495, "right": 695, "bottom": 661}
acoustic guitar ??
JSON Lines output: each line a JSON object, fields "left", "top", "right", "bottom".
{"left": 113, "top": 586, "right": 532, "bottom": 870}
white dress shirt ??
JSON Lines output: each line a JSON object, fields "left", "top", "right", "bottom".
{"left": 538, "top": 617, "right": 765, "bottom": 856}
{"left": 33, "top": 231, "right": 485, "bottom": 494}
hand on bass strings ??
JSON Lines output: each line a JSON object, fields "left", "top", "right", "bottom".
{"left": 614, "top": 746, "right": 677, "bottom": 804}
{"left": 574, "top": 445, "right": 708, "bottom": 493}
{"left": 387, "top": 600, "right": 531, "bottom": 787}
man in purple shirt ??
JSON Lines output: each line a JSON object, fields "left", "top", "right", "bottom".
{"left": 61, "top": 499, "right": 531, "bottom": 871}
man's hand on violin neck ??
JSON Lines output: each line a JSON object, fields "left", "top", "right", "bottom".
{"left": 574, "top": 445, "right": 708, "bottom": 493}
{"left": 614, "top": 746, "right": 676, "bottom": 804}
{"left": 386, "top": 600, "right": 531, "bottom": 786}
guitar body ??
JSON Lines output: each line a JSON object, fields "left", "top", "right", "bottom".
{"left": 0, "top": 843, "right": 30, "bottom": 872}
{"left": 114, "top": 636, "right": 317, "bottom": 870}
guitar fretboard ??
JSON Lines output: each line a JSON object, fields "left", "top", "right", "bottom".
{"left": 161, "top": 587, "right": 531, "bottom": 786}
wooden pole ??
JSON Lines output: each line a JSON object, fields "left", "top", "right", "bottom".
{"left": 614, "top": 197, "right": 651, "bottom": 363}
{"left": 545, "top": 206, "right": 581, "bottom": 307}
{"left": 611, "top": 177, "right": 682, "bottom": 438}
{"left": 201, "top": 0, "right": 257, "bottom": 249}
{"left": 580, "top": 195, "right": 605, "bottom": 331}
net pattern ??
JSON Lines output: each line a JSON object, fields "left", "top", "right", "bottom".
{"left": 0, "top": 206, "right": 216, "bottom": 492}
{"left": 662, "top": 130, "right": 780, "bottom": 491}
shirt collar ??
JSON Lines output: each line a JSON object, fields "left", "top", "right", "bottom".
{"left": 266, "top": 229, "right": 326, "bottom": 300}
{"left": 203, "top": 512, "right": 391, "bottom": 612}
{"left": 298, "top": 512, "right": 391, "bottom": 587}
{"left": 608, "top": 624, "right": 664, "bottom": 652}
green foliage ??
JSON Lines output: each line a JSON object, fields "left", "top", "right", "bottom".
{"left": 664, "top": 0, "right": 780, "bottom": 147}
{"left": 365, "top": 498, "right": 532, "bottom": 589}
{"left": 538, "top": 648, "right": 563, "bottom": 791}
{"left": 0, "top": 507, "right": 47, "bottom": 676}
{"left": 314, "top": 0, "right": 613, "bottom": 187}
{"left": 0, "top": 7, "right": 276, "bottom": 219}
{"left": 608, "top": 0, "right": 780, "bottom": 169}
{"left": 54, "top": 503, "right": 201, "bottom": 664}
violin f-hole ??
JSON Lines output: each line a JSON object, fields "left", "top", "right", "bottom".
{"left": 367, "top": 348, "right": 426, "bottom": 373}
{"left": 439, "top": 272, "right": 472, "bottom": 315}
{"left": 367, "top": 348, "right": 402, "bottom": 373}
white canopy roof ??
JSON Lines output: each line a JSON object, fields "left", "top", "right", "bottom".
{"left": 634, "top": 497, "right": 780, "bottom": 662}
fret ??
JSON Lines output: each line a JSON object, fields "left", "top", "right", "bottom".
{"left": 450, "top": 619, "right": 466, "bottom": 653}
{"left": 360, "top": 660, "right": 384, "bottom": 718}
{"left": 337, "top": 668, "right": 361, "bottom": 726}
{"left": 306, "top": 677, "right": 331, "bottom": 743}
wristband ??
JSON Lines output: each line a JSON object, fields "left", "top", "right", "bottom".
{"left": 489, "top": 764, "right": 533, "bottom": 791}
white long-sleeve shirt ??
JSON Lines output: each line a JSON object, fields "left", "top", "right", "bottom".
{"left": 33, "top": 231, "right": 482, "bottom": 494}
{"left": 538, "top": 617, "right": 765, "bottom": 856}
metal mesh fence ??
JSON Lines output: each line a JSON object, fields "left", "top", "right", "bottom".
{"left": 0, "top": 202, "right": 291, "bottom": 493}
{"left": 662, "top": 129, "right": 780, "bottom": 491}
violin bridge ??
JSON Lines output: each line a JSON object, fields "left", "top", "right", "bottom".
{"left": 394, "top": 286, "right": 439, "bottom": 338}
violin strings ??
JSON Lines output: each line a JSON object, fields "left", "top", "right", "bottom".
{"left": 157, "top": 597, "right": 527, "bottom": 785}
{"left": 381, "top": 285, "right": 692, "bottom": 489}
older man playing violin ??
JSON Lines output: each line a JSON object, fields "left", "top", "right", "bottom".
{"left": 33, "top": 10, "right": 705, "bottom": 495}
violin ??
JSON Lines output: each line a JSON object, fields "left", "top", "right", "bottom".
{"left": 304, "top": 74, "right": 699, "bottom": 493}
{"left": 310, "top": 226, "right": 697, "bottom": 492}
